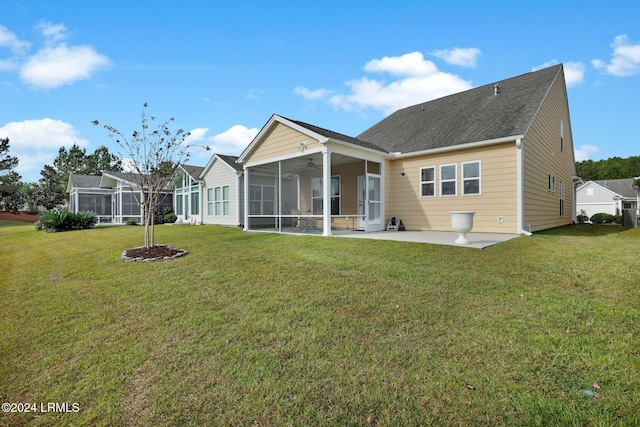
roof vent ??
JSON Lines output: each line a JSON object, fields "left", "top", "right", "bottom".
{"left": 421, "top": 105, "right": 424, "bottom": 111}
{"left": 494, "top": 84, "right": 500, "bottom": 95}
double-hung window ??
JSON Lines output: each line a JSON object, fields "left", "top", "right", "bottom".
{"left": 440, "top": 164, "right": 457, "bottom": 196}
{"left": 462, "top": 161, "right": 481, "bottom": 195}
{"left": 207, "top": 188, "right": 213, "bottom": 216}
{"left": 249, "top": 185, "right": 274, "bottom": 215}
{"left": 214, "top": 185, "right": 230, "bottom": 216}
{"left": 311, "top": 176, "right": 340, "bottom": 215}
{"left": 420, "top": 167, "right": 436, "bottom": 197}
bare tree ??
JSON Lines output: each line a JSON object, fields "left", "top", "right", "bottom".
{"left": 93, "top": 103, "right": 190, "bottom": 248}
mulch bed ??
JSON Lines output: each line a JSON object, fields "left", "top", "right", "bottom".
{"left": 122, "top": 244, "right": 188, "bottom": 262}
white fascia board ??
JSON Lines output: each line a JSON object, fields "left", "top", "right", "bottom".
{"left": 237, "top": 114, "right": 328, "bottom": 164}
{"left": 390, "top": 135, "right": 522, "bottom": 159}
{"left": 243, "top": 146, "right": 324, "bottom": 169}
{"left": 326, "top": 138, "right": 390, "bottom": 160}
{"left": 200, "top": 154, "right": 238, "bottom": 178}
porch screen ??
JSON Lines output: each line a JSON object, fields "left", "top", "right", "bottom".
{"left": 78, "top": 194, "right": 112, "bottom": 215}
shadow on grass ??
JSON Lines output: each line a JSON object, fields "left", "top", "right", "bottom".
{"left": 538, "top": 223, "right": 627, "bottom": 237}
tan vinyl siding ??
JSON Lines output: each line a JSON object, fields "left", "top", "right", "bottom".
{"left": 386, "top": 142, "right": 518, "bottom": 233}
{"left": 202, "top": 161, "right": 238, "bottom": 226}
{"left": 248, "top": 123, "right": 322, "bottom": 164}
{"left": 522, "top": 73, "right": 576, "bottom": 232}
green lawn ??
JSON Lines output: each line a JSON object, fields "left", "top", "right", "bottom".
{"left": 1, "top": 221, "right": 638, "bottom": 426}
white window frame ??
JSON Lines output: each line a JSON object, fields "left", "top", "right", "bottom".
{"left": 440, "top": 164, "right": 457, "bottom": 197}
{"left": 311, "top": 176, "right": 341, "bottom": 215}
{"left": 207, "top": 188, "right": 213, "bottom": 216}
{"left": 560, "top": 121, "right": 564, "bottom": 152}
{"left": 420, "top": 166, "right": 436, "bottom": 197}
{"left": 462, "top": 161, "right": 481, "bottom": 196}
{"left": 559, "top": 181, "right": 565, "bottom": 217}
{"left": 548, "top": 173, "right": 556, "bottom": 192}
{"left": 249, "top": 184, "right": 275, "bottom": 215}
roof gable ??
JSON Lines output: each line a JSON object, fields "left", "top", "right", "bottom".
{"left": 200, "top": 154, "right": 242, "bottom": 177}
{"left": 179, "top": 164, "right": 205, "bottom": 181}
{"left": 357, "top": 64, "right": 563, "bottom": 153}
{"left": 592, "top": 179, "right": 638, "bottom": 198}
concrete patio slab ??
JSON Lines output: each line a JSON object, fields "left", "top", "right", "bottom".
{"left": 331, "top": 229, "right": 521, "bottom": 249}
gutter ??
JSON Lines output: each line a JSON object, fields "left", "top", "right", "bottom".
{"left": 390, "top": 134, "right": 523, "bottom": 159}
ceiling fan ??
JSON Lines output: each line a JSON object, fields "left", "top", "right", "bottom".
{"left": 302, "top": 158, "right": 320, "bottom": 169}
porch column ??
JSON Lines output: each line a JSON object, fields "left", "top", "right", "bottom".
{"left": 322, "top": 149, "right": 332, "bottom": 236}
{"left": 243, "top": 167, "right": 249, "bottom": 230}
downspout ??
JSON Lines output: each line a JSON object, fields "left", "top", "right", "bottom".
{"left": 516, "top": 138, "right": 533, "bottom": 236}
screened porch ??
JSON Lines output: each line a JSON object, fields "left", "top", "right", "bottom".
{"left": 244, "top": 151, "right": 384, "bottom": 236}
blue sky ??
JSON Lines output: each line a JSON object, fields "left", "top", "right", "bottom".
{"left": 2, "top": 0, "right": 639, "bottom": 182}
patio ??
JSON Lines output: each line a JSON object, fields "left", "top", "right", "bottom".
{"left": 270, "top": 227, "right": 521, "bottom": 249}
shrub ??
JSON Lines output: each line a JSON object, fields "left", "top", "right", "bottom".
{"left": 125, "top": 219, "right": 138, "bottom": 226}
{"left": 74, "top": 211, "right": 97, "bottom": 229}
{"left": 590, "top": 212, "right": 615, "bottom": 224}
{"left": 163, "top": 213, "right": 177, "bottom": 224}
{"left": 39, "top": 208, "right": 74, "bottom": 232}
{"left": 614, "top": 214, "right": 622, "bottom": 225}
{"left": 576, "top": 214, "right": 589, "bottom": 223}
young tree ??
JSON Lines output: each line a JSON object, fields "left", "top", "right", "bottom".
{"left": 93, "top": 103, "right": 190, "bottom": 248}
{"left": 0, "top": 137, "right": 24, "bottom": 213}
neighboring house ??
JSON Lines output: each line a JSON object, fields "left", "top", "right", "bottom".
{"left": 576, "top": 179, "right": 639, "bottom": 217}
{"left": 68, "top": 174, "right": 113, "bottom": 223}
{"left": 67, "top": 171, "right": 174, "bottom": 224}
{"left": 237, "top": 64, "right": 577, "bottom": 235}
{"left": 200, "top": 154, "right": 244, "bottom": 227}
{"left": 173, "top": 165, "right": 205, "bottom": 224}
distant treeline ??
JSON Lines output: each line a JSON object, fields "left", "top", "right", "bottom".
{"left": 576, "top": 156, "right": 640, "bottom": 181}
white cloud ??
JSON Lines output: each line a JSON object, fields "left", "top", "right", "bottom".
{"left": 20, "top": 44, "right": 110, "bottom": 89}
{"left": 184, "top": 127, "right": 209, "bottom": 144}
{"left": 36, "top": 22, "right": 68, "bottom": 44}
{"left": 1, "top": 22, "right": 110, "bottom": 89}
{"left": 294, "top": 86, "right": 334, "bottom": 100}
{"left": 0, "top": 25, "right": 31, "bottom": 54}
{"left": 431, "top": 47, "right": 481, "bottom": 68}
{"left": 207, "top": 125, "right": 258, "bottom": 153}
{"left": 364, "top": 51, "right": 439, "bottom": 76}
{"left": 0, "top": 118, "right": 89, "bottom": 180}
{"left": 188, "top": 125, "right": 258, "bottom": 159}
{"left": 0, "top": 119, "right": 89, "bottom": 150}
{"left": 533, "top": 59, "right": 585, "bottom": 88}
{"left": 592, "top": 35, "right": 640, "bottom": 76}
{"left": 574, "top": 144, "right": 600, "bottom": 161}
{"left": 296, "top": 51, "right": 473, "bottom": 115}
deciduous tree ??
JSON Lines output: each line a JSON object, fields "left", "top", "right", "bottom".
{"left": 93, "top": 103, "right": 190, "bottom": 248}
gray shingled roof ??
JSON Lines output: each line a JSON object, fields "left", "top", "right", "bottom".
{"left": 284, "top": 117, "right": 388, "bottom": 153}
{"left": 69, "top": 174, "right": 102, "bottom": 188}
{"left": 181, "top": 164, "right": 205, "bottom": 180}
{"left": 594, "top": 179, "right": 638, "bottom": 198}
{"left": 357, "top": 64, "right": 563, "bottom": 153}
{"left": 216, "top": 154, "right": 242, "bottom": 171}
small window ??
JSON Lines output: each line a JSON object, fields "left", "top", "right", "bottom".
{"left": 559, "top": 181, "right": 565, "bottom": 216}
{"left": 462, "top": 161, "right": 481, "bottom": 195}
{"left": 420, "top": 167, "right": 436, "bottom": 197}
{"left": 440, "top": 164, "right": 457, "bottom": 196}
{"left": 560, "top": 121, "right": 564, "bottom": 152}
{"left": 548, "top": 173, "right": 556, "bottom": 192}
